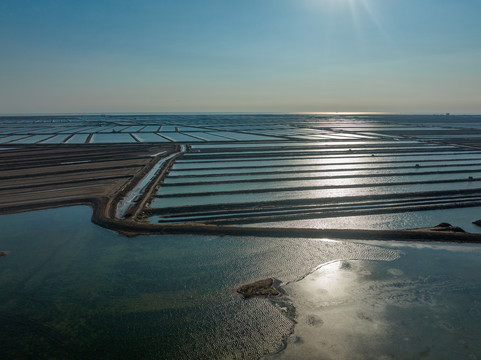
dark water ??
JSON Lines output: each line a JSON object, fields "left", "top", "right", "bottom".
{"left": 0, "top": 206, "right": 397, "bottom": 359}
{"left": 1, "top": 207, "right": 481, "bottom": 359}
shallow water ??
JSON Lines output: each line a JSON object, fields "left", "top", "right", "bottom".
{"left": 168, "top": 159, "right": 481, "bottom": 176}
{"left": 159, "top": 132, "right": 202, "bottom": 142}
{"left": 152, "top": 181, "right": 481, "bottom": 208}
{"left": 66, "top": 134, "right": 89, "bottom": 144}
{"left": 40, "top": 134, "right": 71, "bottom": 144}
{"left": 10, "top": 135, "right": 52, "bottom": 144}
{"left": 190, "top": 141, "right": 419, "bottom": 149}
{"left": 91, "top": 133, "right": 137, "bottom": 143}
{"left": 189, "top": 132, "right": 237, "bottom": 141}
{"left": 0, "top": 135, "right": 29, "bottom": 143}
{"left": 270, "top": 243, "right": 481, "bottom": 359}
{"left": 172, "top": 152, "right": 481, "bottom": 170}
{"left": 158, "top": 171, "right": 481, "bottom": 195}
{"left": 164, "top": 165, "right": 481, "bottom": 184}
{"left": 0, "top": 206, "right": 398, "bottom": 360}
{"left": 255, "top": 205, "right": 481, "bottom": 233}
{"left": 131, "top": 132, "right": 170, "bottom": 142}
{"left": 181, "top": 146, "right": 448, "bottom": 159}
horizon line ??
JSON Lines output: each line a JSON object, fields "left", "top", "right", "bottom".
{"left": 0, "top": 111, "right": 477, "bottom": 117}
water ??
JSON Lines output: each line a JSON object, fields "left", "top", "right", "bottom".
{"left": 90, "top": 133, "right": 137, "bottom": 143}
{"left": 151, "top": 181, "right": 481, "bottom": 208}
{"left": 131, "top": 133, "right": 170, "bottom": 142}
{"left": 3, "top": 113, "right": 481, "bottom": 359}
{"left": 212, "top": 131, "right": 279, "bottom": 141}
{"left": 164, "top": 165, "right": 481, "bottom": 184}
{"left": 0, "top": 206, "right": 399, "bottom": 360}
{"left": 190, "top": 141, "right": 419, "bottom": 149}
{"left": 168, "top": 159, "right": 481, "bottom": 176}
{"left": 158, "top": 132, "right": 203, "bottom": 142}
{"left": 117, "top": 152, "right": 180, "bottom": 218}
{"left": 0, "top": 135, "right": 29, "bottom": 143}
{"left": 40, "top": 134, "right": 71, "bottom": 144}
{"left": 270, "top": 243, "right": 481, "bottom": 359}
{"left": 182, "top": 146, "right": 448, "bottom": 159}
{"left": 157, "top": 171, "right": 481, "bottom": 195}
{"left": 10, "top": 135, "right": 52, "bottom": 144}
{"left": 171, "top": 152, "right": 481, "bottom": 170}
{"left": 65, "top": 134, "right": 89, "bottom": 144}
{"left": 187, "top": 132, "right": 239, "bottom": 141}
{"left": 256, "top": 206, "right": 481, "bottom": 234}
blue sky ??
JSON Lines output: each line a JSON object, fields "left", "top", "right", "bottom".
{"left": 1, "top": 0, "right": 480, "bottom": 114}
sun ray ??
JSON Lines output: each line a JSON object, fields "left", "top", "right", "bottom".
{"left": 357, "top": 0, "right": 390, "bottom": 41}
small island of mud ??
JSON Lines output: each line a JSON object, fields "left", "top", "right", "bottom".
{"left": 237, "top": 278, "right": 281, "bottom": 298}
{"left": 473, "top": 219, "right": 481, "bottom": 227}
{"left": 414, "top": 223, "right": 466, "bottom": 233}
{"left": 0, "top": 251, "right": 7, "bottom": 257}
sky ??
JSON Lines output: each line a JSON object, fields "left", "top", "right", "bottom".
{"left": 1, "top": 0, "right": 480, "bottom": 114}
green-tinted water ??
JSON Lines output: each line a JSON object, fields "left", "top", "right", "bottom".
{"left": 0, "top": 206, "right": 397, "bottom": 359}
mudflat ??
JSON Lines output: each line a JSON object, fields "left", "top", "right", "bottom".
{"left": 0, "top": 144, "right": 175, "bottom": 215}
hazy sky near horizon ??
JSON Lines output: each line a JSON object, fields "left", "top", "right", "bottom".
{"left": 1, "top": 0, "right": 480, "bottom": 114}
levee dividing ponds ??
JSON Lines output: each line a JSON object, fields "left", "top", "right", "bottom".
{"left": 147, "top": 137, "right": 481, "bottom": 228}
{"left": 2, "top": 114, "right": 481, "bottom": 236}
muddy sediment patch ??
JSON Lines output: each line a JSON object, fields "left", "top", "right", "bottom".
{"left": 0, "top": 144, "right": 176, "bottom": 215}
{"left": 237, "top": 278, "right": 281, "bottom": 298}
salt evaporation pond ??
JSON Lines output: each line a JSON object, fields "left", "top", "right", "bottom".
{"left": 255, "top": 205, "right": 481, "bottom": 234}
{"left": 168, "top": 159, "right": 481, "bottom": 176}
{"left": 2, "top": 207, "right": 481, "bottom": 359}
{"left": 164, "top": 164, "right": 481, "bottom": 184}
{"left": 152, "top": 181, "right": 481, "bottom": 208}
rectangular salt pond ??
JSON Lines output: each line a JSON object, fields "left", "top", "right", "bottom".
{"left": 212, "top": 131, "right": 279, "bottom": 141}
{"left": 176, "top": 126, "right": 208, "bottom": 132}
{"left": 169, "top": 159, "right": 481, "bottom": 176}
{"left": 159, "top": 132, "right": 203, "bottom": 142}
{"left": 96, "top": 126, "right": 118, "bottom": 133}
{"left": 190, "top": 140, "right": 420, "bottom": 150}
{"left": 149, "top": 196, "right": 481, "bottom": 224}
{"left": 0, "top": 135, "right": 30, "bottom": 143}
{"left": 180, "top": 146, "right": 454, "bottom": 160}
{"left": 131, "top": 133, "right": 170, "bottom": 142}
{"left": 152, "top": 181, "right": 481, "bottom": 208}
{"left": 336, "top": 126, "right": 450, "bottom": 131}
{"left": 140, "top": 125, "right": 161, "bottom": 132}
{"left": 160, "top": 125, "right": 177, "bottom": 131}
{"left": 164, "top": 164, "right": 481, "bottom": 184}
{"left": 417, "top": 134, "right": 481, "bottom": 138}
{"left": 57, "top": 126, "right": 87, "bottom": 134}
{"left": 172, "top": 152, "right": 481, "bottom": 170}
{"left": 66, "top": 134, "right": 89, "bottom": 144}
{"left": 158, "top": 171, "right": 481, "bottom": 195}
{"left": 34, "top": 127, "right": 69, "bottom": 134}
{"left": 10, "top": 135, "right": 54, "bottom": 144}
{"left": 188, "top": 132, "right": 238, "bottom": 141}
{"left": 121, "top": 126, "right": 144, "bottom": 132}
{"left": 255, "top": 205, "right": 481, "bottom": 233}
{"left": 294, "top": 135, "right": 361, "bottom": 140}
{"left": 90, "top": 133, "right": 137, "bottom": 143}
{"left": 39, "top": 134, "right": 71, "bottom": 144}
